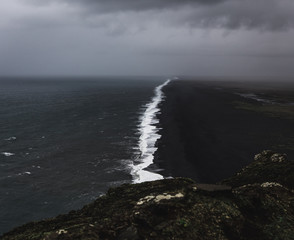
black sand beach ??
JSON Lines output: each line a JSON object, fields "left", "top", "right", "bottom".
{"left": 153, "top": 80, "right": 294, "bottom": 183}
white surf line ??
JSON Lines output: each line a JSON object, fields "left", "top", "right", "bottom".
{"left": 131, "top": 79, "right": 171, "bottom": 183}
{"left": 1, "top": 152, "right": 15, "bottom": 157}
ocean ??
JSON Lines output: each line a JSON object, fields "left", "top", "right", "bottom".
{"left": 0, "top": 77, "right": 169, "bottom": 234}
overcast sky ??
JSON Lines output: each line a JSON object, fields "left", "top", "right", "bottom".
{"left": 1, "top": 0, "right": 294, "bottom": 77}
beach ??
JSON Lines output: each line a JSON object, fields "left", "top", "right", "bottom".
{"left": 153, "top": 80, "right": 294, "bottom": 183}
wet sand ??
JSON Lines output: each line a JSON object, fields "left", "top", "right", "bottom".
{"left": 153, "top": 80, "right": 294, "bottom": 183}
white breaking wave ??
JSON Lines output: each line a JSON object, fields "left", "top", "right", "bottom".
{"left": 131, "top": 79, "right": 170, "bottom": 183}
{"left": 1, "top": 152, "right": 15, "bottom": 157}
{"left": 17, "top": 171, "right": 31, "bottom": 176}
{"left": 4, "top": 137, "right": 16, "bottom": 141}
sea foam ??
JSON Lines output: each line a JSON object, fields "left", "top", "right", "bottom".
{"left": 131, "top": 79, "right": 170, "bottom": 183}
{"left": 1, "top": 152, "right": 15, "bottom": 157}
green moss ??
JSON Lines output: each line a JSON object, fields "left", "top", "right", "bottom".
{"left": 177, "top": 218, "right": 190, "bottom": 227}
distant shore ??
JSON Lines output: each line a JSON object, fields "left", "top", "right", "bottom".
{"left": 152, "top": 80, "right": 294, "bottom": 183}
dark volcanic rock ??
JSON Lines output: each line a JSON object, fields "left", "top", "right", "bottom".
{"left": 222, "top": 150, "right": 294, "bottom": 189}
{"left": 2, "top": 152, "right": 294, "bottom": 240}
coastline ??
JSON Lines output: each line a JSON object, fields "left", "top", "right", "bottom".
{"left": 130, "top": 79, "right": 170, "bottom": 183}
{"left": 3, "top": 150, "right": 294, "bottom": 239}
{"left": 153, "top": 80, "right": 294, "bottom": 183}
{"left": 2, "top": 79, "right": 294, "bottom": 238}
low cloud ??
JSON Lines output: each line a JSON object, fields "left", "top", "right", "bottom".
{"left": 25, "top": 0, "right": 226, "bottom": 12}
{"left": 1, "top": 0, "right": 294, "bottom": 76}
{"left": 181, "top": 0, "right": 294, "bottom": 31}
{"left": 23, "top": 0, "right": 294, "bottom": 31}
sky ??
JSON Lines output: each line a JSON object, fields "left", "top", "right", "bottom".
{"left": 0, "top": 0, "right": 294, "bottom": 77}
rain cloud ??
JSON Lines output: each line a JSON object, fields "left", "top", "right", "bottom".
{"left": 0, "top": 0, "right": 294, "bottom": 76}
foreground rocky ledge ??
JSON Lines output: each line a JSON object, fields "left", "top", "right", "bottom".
{"left": 2, "top": 151, "right": 294, "bottom": 240}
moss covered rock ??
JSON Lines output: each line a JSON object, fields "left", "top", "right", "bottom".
{"left": 222, "top": 150, "right": 294, "bottom": 189}
{"left": 2, "top": 151, "right": 294, "bottom": 240}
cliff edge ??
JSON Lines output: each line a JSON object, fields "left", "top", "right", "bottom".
{"left": 2, "top": 151, "right": 294, "bottom": 240}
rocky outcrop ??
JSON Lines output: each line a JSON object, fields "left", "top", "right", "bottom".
{"left": 222, "top": 150, "right": 294, "bottom": 189}
{"left": 2, "top": 151, "right": 294, "bottom": 240}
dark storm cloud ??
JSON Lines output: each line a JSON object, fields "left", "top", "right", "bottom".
{"left": 26, "top": 0, "right": 226, "bottom": 12}
{"left": 182, "top": 0, "right": 294, "bottom": 31}
{"left": 74, "top": 0, "right": 226, "bottom": 11}
{"left": 1, "top": 0, "right": 294, "bottom": 77}
{"left": 25, "top": 0, "right": 294, "bottom": 31}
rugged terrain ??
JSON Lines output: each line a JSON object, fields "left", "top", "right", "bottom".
{"left": 2, "top": 150, "right": 294, "bottom": 240}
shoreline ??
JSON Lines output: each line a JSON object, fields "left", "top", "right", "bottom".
{"left": 153, "top": 80, "right": 294, "bottom": 183}
{"left": 3, "top": 150, "right": 294, "bottom": 239}
{"left": 130, "top": 79, "right": 170, "bottom": 183}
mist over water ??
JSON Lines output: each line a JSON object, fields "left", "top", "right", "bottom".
{"left": 0, "top": 77, "right": 165, "bottom": 234}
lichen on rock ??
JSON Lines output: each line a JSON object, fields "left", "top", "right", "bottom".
{"left": 137, "top": 192, "right": 184, "bottom": 206}
{"left": 271, "top": 153, "right": 287, "bottom": 163}
{"left": 261, "top": 182, "right": 284, "bottom": 188}
{"left": 1, "top": 151, "right": 294, "bottom": 240}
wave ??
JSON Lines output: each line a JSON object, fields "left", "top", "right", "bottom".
{"left": 1, "top": 152, "right": 15, "bottom": 157}
{"left": 4, "top": 137, "right": 16, "bottom": 141}
{"left": 131, "top": 79, "right": 170, "bottom": 183}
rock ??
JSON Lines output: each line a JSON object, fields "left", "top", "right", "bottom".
{"left": 254, "top": 150, "right": 287, "bottom": 163}
{"left": 260, "top": 182, "right": 284, "bottom": 188}
{"left": 223, "top": 150, "right": 294, "bottom": 189}
{"left": 254, "top": 150, "right": 274, "bottom": 161}
{"left": 1, "top": 152, "right": 294, "bottom": 240}
{"left": 271, "top": 153, "right": 287, "bottom": 162}
{"left": 192, "top": 183, "right": 231, "bottom": 192}
{"left": 117, "top": 226, "right": 139, "bottom": 240}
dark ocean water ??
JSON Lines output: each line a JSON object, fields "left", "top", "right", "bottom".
{"left": 0, "top": 77, "right": 165, "bottom": 234}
